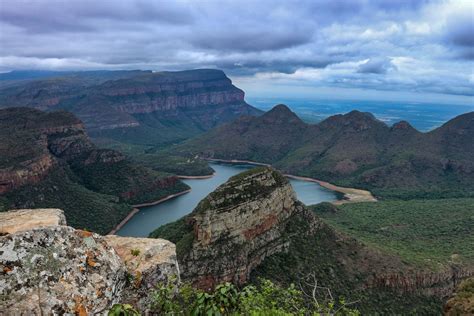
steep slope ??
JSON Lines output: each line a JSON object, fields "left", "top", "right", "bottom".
{"left": 84, "top": 69, "right": 262, "bottom": 145}
{"left": 150, "top": 167, "right": 311, "bottom": 289}
{"left": 171, "top": 104, "right": 474, "bottom": 198}
{"left": 0, "top": 108, "right": 188, "bottom": 234}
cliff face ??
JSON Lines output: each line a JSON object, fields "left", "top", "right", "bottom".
{"left": 0, "top": 69, "right": 261, "bottom": 146}
{"left": 0, "top": 208, "right": 179, "bottom": 314}
{"left": 152, "top": 167, "right": 312, "bottom": 289}
{"left": 0, "top": 108, "right": 189, "bottom": 234}
{"left": 98, "top": 70, "right": 247, "bottom": 114}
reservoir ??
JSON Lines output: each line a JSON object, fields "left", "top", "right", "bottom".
{"left": 117, "top": 162, "right": 337, "bottom": 237}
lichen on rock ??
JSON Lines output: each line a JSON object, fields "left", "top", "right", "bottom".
{"left": 0, "top": 208, "right": 180, "bottom": 314}
{"left": 0, "top": 226, "right": 127, "bottom": 314}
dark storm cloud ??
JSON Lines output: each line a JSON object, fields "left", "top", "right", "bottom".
{"left": 0, "top": 0, "right": 472, "bottom": 98}
{"left": 444, "top": 9, "right": 474, "bottom": 47}
{"left": 357, "top": 58, "right": 396, "bottom": 74}
{"left": 190, "top": 29, "right": 312, "bottom": 52}
{"left": 0, "top": 0, "right": 193, "bottom": 33}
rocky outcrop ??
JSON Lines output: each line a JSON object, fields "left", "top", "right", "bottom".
{"left": 0, "top": 154, "right": 55, "bottom": 194}
{"left": 0, "top": 209, "right": 179, "bottom": 314}
{"left": 163, "top": 167, "right": 308, "bottom": 289}
{"left": 0, "top": 208, "right": 66, "bottom": 234}
{"left": 104, "top": 235, "right": 180, "bottom": 307}
{"left": 369, "top": 266, "right": 474, "bottom": 298}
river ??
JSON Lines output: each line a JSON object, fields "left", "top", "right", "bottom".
{"left": 117, "top": 162, "right": 337, "bottom": 237}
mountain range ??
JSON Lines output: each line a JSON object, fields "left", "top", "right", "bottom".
{"left": 171, "top": 104, "right": 474, "bottom": 199}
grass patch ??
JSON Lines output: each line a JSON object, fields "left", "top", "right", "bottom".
{"left": 312, "top": 198, "right": 474, "bottom": 269}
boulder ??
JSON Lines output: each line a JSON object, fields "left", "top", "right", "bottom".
{"left": 104, "top": 235, "right": 180, "bottom": 288}
{"left": 0, "top": 226, "right": 127, "bottom": 314}
{"left": 0, "top": 208, "right": 180, "bottom": 314}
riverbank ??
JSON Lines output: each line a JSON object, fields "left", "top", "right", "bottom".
{"left": 132, "top": 189, "right": 192, "bottom": 208}
{"left": 108, "top": 208, "right": 140, "bottom": 235}
{"left": 204, "top": 157, "right": 376, "bottom": 204}
{"left": 284, "top": 174, "right": 376, "bottom": 204}
{"left": 206, "top": 158, "right": 271, "bottom": 167}
{"left": 107, "top": 189, "right": 192, "bottom": 235}
{"left": 177, "top": 173, "right": 215, "bottom": 179}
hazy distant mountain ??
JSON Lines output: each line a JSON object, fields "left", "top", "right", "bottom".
{"left": 172, "top": 104, "right": 474, "bottom": 198}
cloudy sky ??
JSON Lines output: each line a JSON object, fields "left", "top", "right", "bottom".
{"left": 0, "top": 0, "right": 473, "bottom": 104}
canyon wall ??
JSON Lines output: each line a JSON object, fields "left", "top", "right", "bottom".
{"left": 0, "top": 69, "right": 261, "bottom": 133}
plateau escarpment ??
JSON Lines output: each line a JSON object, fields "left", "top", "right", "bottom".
{"left": 172, "top": 104, "right": 474, "bottom": 199}
{"left": 0, "top": 108, "right": 188, "bottom": 234}
{"left": 0, "top": 208, "right": 179, "bottom": 314}
{"left": 0, "top": 69, "right": 261, "bottom": 148}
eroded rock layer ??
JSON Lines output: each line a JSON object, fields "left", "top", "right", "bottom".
{"left": 155, "top": 167, "right": 310, "bottom": 289}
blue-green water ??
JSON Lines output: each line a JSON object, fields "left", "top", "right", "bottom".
{"left": 117, "top": 163, "right": 336, "bottom": 237}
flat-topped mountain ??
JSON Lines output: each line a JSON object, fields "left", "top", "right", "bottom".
{"left": 0, "top": 69, "right": 261, "bottom": 147}
{"left": 0, "top": 107, "right": 188, "bottom": 234}
{"left": 171, "top": 104, "right": 474, "bottom": 198}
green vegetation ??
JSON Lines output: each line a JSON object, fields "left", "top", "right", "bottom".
{"left": 93, "top": 139, "right": 214, "bottom": 176}
{"left": 444, "top": 277, "right": 474, "bottom": 315}
{"left": 312, "top": 199, "right": 474, "bottom": 268}
{"left": 0, "top": 167, "right": 132, "bottom": 235}
{"left": 0, "top": 107, "right": 190, "bottom": 234}
{"left": 139, "top": 279, "right": 359, "bottom": 315}
{"left": 252, "top": 212, "right": 443, "bottom": 315}
{"left": 70, "top": 156, "right": 189, "bottom": 205}
{"left": 168, "top": 105, "right": 474, "bottom": 199}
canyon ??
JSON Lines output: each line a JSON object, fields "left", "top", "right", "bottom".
{"left": 0, "top": 107, "right": 188, "bottom": 234}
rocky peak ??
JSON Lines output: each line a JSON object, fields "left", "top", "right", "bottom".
{"left": 319, "top": 110, "right": 385, "bottom": 132}
{"left": 390, "top": 121, "right": 419, "bottom": 136}
{"left": 392, "top": 120, "right": 415, "bottom": 130}
{"left": 432, "top": 112, "right": 474, "bottom": 136}
{"left": 170, "top": 167, "right": 305, "bottom": 289}
{"left": 261, "top": 104, "right": 305, "bottom": 125}
{"left": 0, "top": 208, "right": 179, "bottom": 314}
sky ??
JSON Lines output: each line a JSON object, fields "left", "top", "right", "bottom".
{"left": 0, "top": 0, "right": 473, "bottom": 105}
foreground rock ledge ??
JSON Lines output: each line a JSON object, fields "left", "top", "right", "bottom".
{"left": 0, "top": 208, "right": 179, "bottom": 314}
{"left": 0, "top": 208, "right": 66, "bottom": 235}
